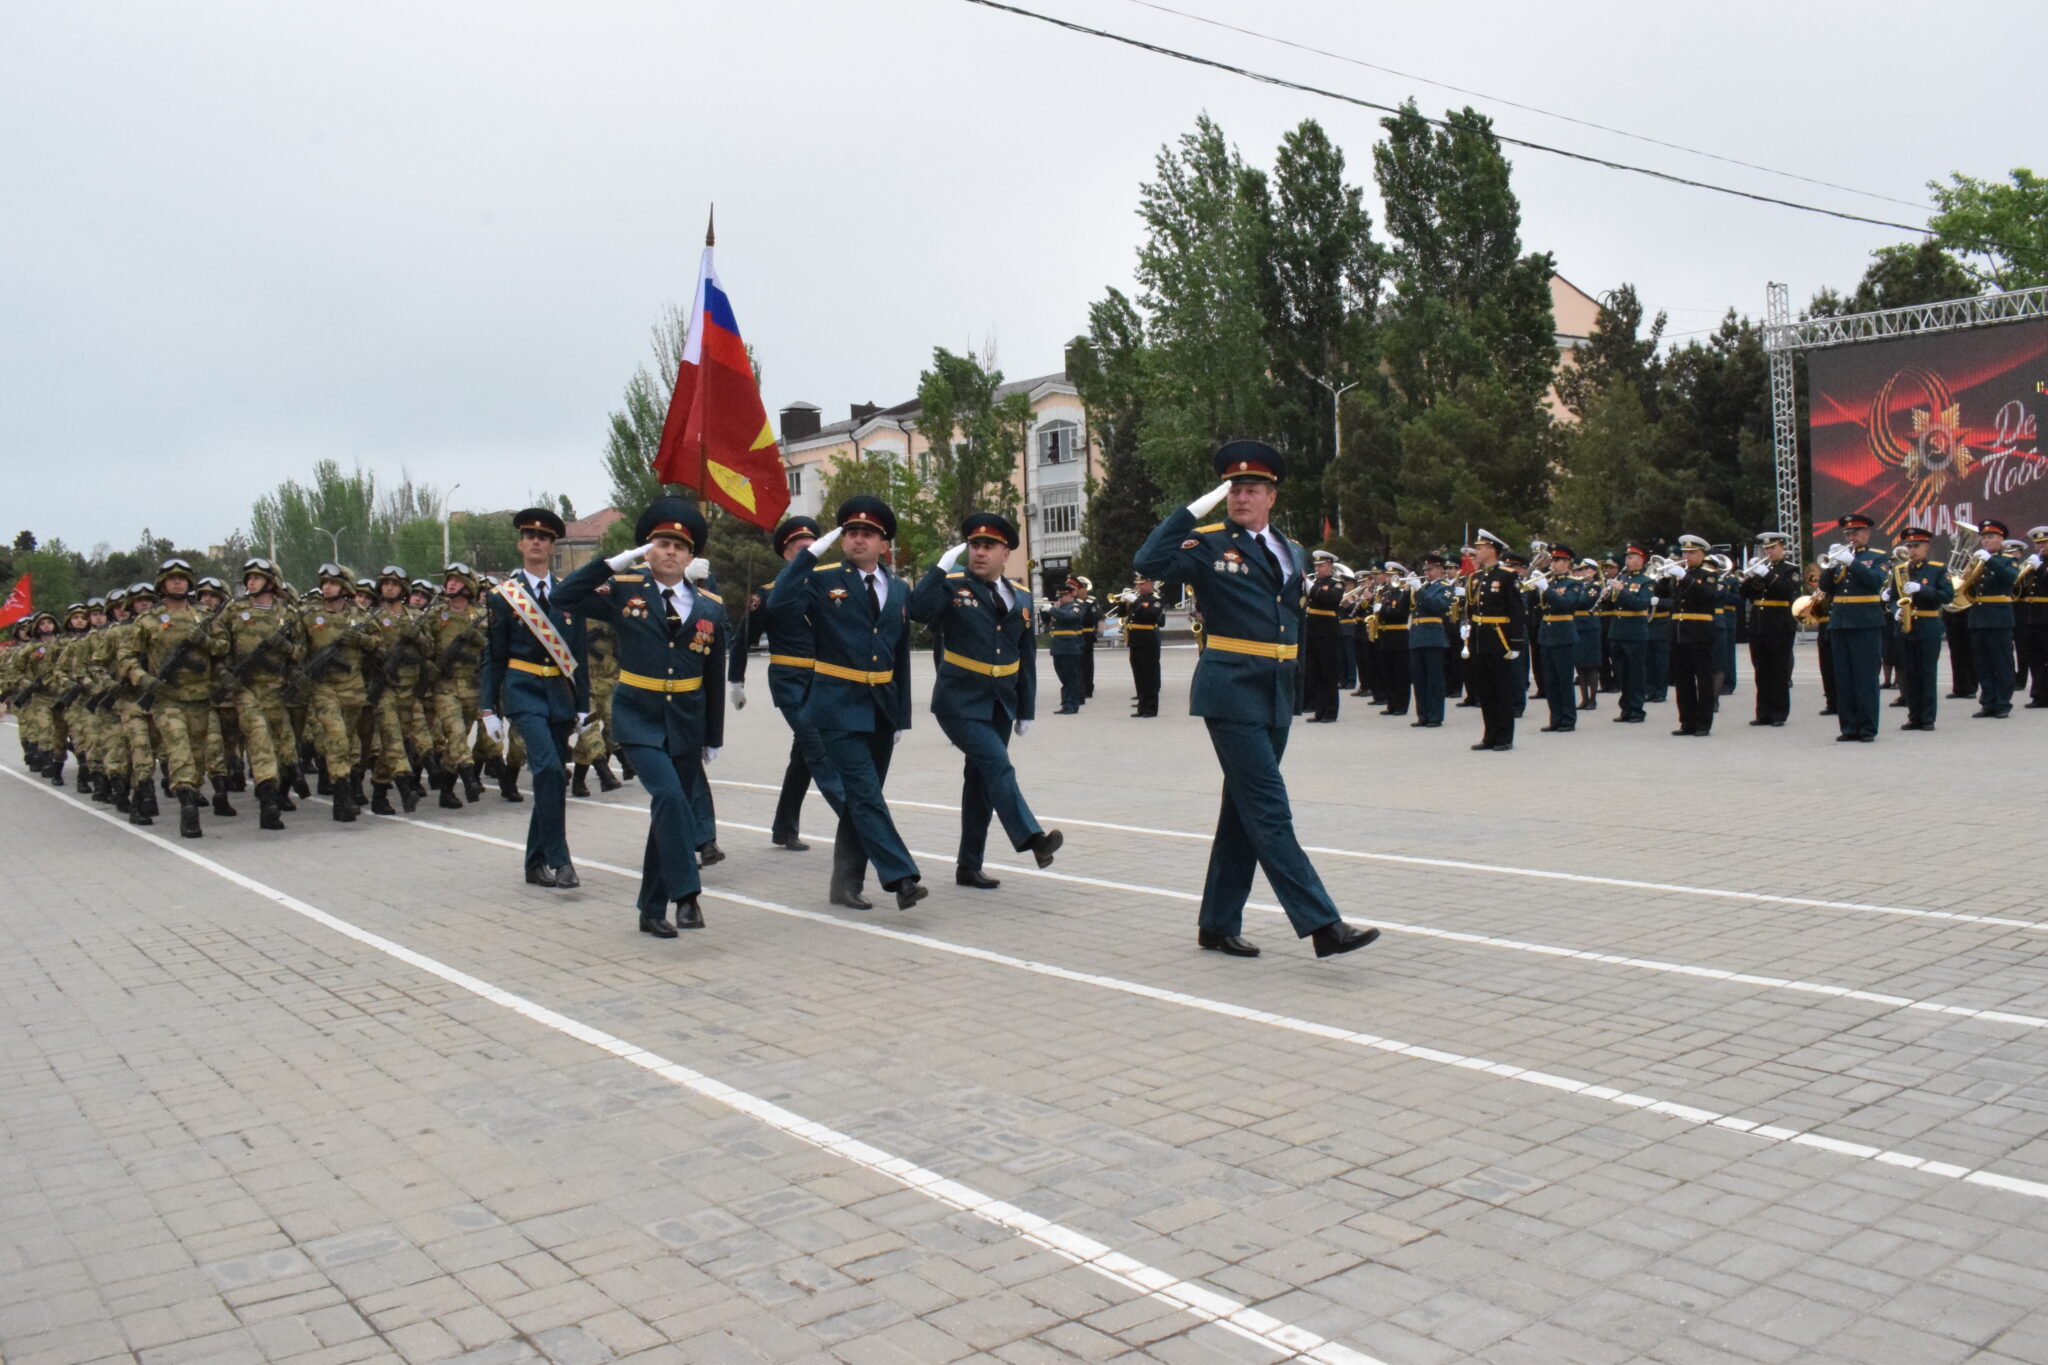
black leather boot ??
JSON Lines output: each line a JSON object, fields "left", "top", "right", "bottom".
{"left": 370, "top": 782, "right": 396, "bottom": 816}
{"left": 498, "top": 764, "right": 524, "bottom": 803}
{"left": 129, "top": 780, "right": 153, "bottom": 825}
{"left": 571, "top": 764, "right": 591, "bottom": 798}
{"left": 290, "top": 764, "right": 310, "bottom": 800}
{"left": 227, "top": 767, "right": 246, "bottom": 793}
{"left": 47, "top": 752, "right": 65, "bottom": 785}
{"left": 594, "top": 757, "right": 623, "bottom": 791}
{"left": 257, "top": 779, "right": 285, "bottom": 830}
{"left": 482, "top": 753, "right": 503, "bottom": 781}
{"left": 91, "top": 770, "right": 112, "bottom": 803}
{"left": 74, "top": 761, "right": 90, "bottom": 792}
{"left": 331, "top": 779, "right": 357, "bottom": 822}
{"left": 396, "top": 773, "right": 422, "bottom": 812}
{"left": 113, "top": 778, "right": 132, "bottom": 813}
{"left": 615, "top": 749, "right": 636, "bottom": 782}
{"left": 177, "top": 787, "right": 203, "bottom": 839}
{"left": 674, "top": 894, "right": 704, "bottom": 929}
{"left": 697, "top": 841, "right": 725, "bottom": 867}
{"left": 210, "top": 776, "right": 237, "bottom": 817}
{"left": 349, "top": 770, "right": 368, "bottom": 808}
{"left": 460, "top": 763, "right": 484, "bottom": 803}
{"left": 436, "top": 770, "right": 463, "bottom": 809}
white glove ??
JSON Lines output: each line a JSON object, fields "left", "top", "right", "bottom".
{"left": 1528, "top": 572, "right": 1549, "bottom": 591}
{"left": 685, "top": 557, "right": 711, "bottom": 584}
{"left": 481, "top": 713, "right": 506, "bottom": 744}
{"left": 2028, "top": 554, "right": 2042, "bottom": 569}
{"left": 1831, "top": 544, "right": 1855, "bottom": 566}
{"left": 938, "top": 542, "right": 968, "bottom": 572}
{"left": 891, "top": 728, "right": 904, "bottom": 745}
{"left": 1459, "top": 623, "right": 1471, "bottom": 640}
{"left": 1454, "top": 585, "right": 1467, "bottom": 599}
{"left": 1901, "top": 580, "right": 1922, "bottom": 596}
{"left": 1505, "top": 649, "right": 1521, "bottom": 661}
{"left": 731, "top": 681, "right": 746, "bottom": 710}
{"left": 1745, "top": 560, "right": 1768, "bottom": 578}
{"left": 1973, "top": 548, "right": 1992, "bottom": 563}
{"left": 574, "top": 710, "right": 592, "bottom": 732}
{"left": 606, "top": 542, "right": 655, "bottom": 572}
{"left": 809, "top": 525, "right": 844, "bottom": 558}
{"left": 1014, "top": 719, "right": 1031, "bottom": 737}
{"left": 1185, "top": 480, "right": 1231, "bottom": 518}
{"left": 1404, "top": 575, "right": 1421, "bottom": 590}
{"left": 702, "top": 747, "right": 718, "bottom": 763}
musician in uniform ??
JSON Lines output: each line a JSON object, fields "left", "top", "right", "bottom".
{"left": 911, "top": 512, "right": 1063, "bottom": 889}
{"left": 1645, "top": 556, "right": 1674, "bottom": 705}
{"left": 1405, "top": 553, "right": 1452, "bottom": 727}
{"left": 769, "top": 495, "right": 928, "bottom": 912}
{"left": 1597, "top": 553, "right": 1622, "bottom": 695}
{"left": 1301, "top": 550, "right": 1345, "bottom": 722}
{"left": 1605, "top": 545, "right": 1654, "bottom": 722}
{"left": 1654, "top": 534, "right": 1721, "bottom": 737}
{"left": 556, "top": 497, "right": 725, "bottom": 937}
{"left": 1965, "top": 518, "right": 2020, "bottom": 718}
{"left": 1817, "top": 513, "right": 1888, "bottom": 741}
{"left": 1044, "top": 581, "right": 1089, "bottom": 713}
{"left": 1076, "top": 575, "right": 1100, "bottom": 700}
{"left": 479, "top": 507, "right": 590, "bottom": 889}
{"left": 1739, "top": 531, "right": 1800, "bottom": 726}
{"left": 1134, "top": 441, "right": 1377, "bottom": 959}
{"left": 1502, "top": 549, "right": 1533, "bottom": 717}
{"left": 1532, "top": 542, "right": 1585, "bottom": 733}
{"left": 1125, "top": 574, "right": 1165, "bottom": 717}
{"left": 1712, "top": 552, "right": 1740, "bottom": 695}
{"left": 2021, "top": 528, "right": 2048, "bottom": 708}
{"left": 1891, "top": 524, "right": 1954, "bottom": 731}
{"left": 1459, "top": 530, "right": 1527, "bottom": 751}
{"left": 1374, "top": 561, "right": 1413, "bottom": 716}
{"left": 1573, "top": 559, "right": 1603, "bottom": 712}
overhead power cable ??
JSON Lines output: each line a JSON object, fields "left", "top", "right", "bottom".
{"left": 1118, "top": 0, "right": 1929, "bottom": 213}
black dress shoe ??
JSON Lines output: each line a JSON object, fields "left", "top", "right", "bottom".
{"left": 1026, "top": 829, "right": 1062, "bottom": 868}
{"left": 1538, "top": 724, "right": 1573, "bottom": 733}
{"left": 639, "top": 910, "right": 677, "bottom": 938}
{"left": 1491, "top": 743, "right": 1514, "bottom": 751}
{"left": 955, "top": 867, "right": 1001, "bottom": 889}
{"left": 1198, "top": 930, "right": 1260, "bottom": 957}
{"left": 1749, "top": 719, "right": 1773, "bottom": 726}
{"left": 526, "top": 863, "right": 558, "bottom": 887}
{"left": 1672, "top": 729, "right": 1694, "bottom": 737}
{"left": 830, "top": 882, "right": 873, "bottom": 911}
{"left": 1835, "top": 733, "right": 1860, "bottom": 742}
{"left": 1819, "top": 707, "right": 1837, "bottom": 715}
{"left": 1899, "top": 721, "right": 1925, "bottom": 731}
{"left": 1973, "top": 707, "right": 1999, "bottom": 718}
{"left": 698, "top": 841, "right": 726, "bottom": 866}
{"left": 893, "top": 880, "right": 929, "bottom": 911}
{"left": 1857, "top": 734, "right": 1876, "bottom": 742}
{"left": 674, "top": 895, "right": 704, "bottom": 929}
{"left": 772, "top": 835, "right": 809, "bottom": 852}
{"left": 552, "top": 863, "right": 579, "bottom": 889}
{"left": 1311, "top": 922, "right": 1381, "bottom": 958}
{"left": 2027, "top": 701, "right": 2048, "bottom": 709}
{"left": 1948, "top": 692, "right": 1974, "bottom": 700}
{"left": 1770, "top": 720, "right": 1785, "bottom": 727}
{"left": 1470, "top": 742, "right": 1496, "bottom": 751}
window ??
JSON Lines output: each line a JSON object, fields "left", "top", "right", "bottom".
{"left": 786, "top": 468, "right": 803, "bottom": 496}
{"left": 1042, "top": 503, "right": 1079, "bottom": 535}
{"left": 1039, "top": 420, "right": 1079, "bottom": 465}
{"left": 917, "top": 453, "right": 932, "bottom": 479}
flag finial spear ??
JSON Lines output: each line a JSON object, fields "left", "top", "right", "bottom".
{"left": 705, "top": 205, "right": 715, "bottom": 247}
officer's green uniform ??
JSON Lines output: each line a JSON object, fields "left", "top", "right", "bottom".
{"left": 1892, "top": 540, "right": 1953, "bottom": 729}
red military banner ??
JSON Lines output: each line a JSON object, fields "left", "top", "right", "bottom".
{"left": 0, "top": 573, "right": 32, "bottom": 629}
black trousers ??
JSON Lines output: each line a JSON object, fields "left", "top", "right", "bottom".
{"left": 1304, "top": 634, "right": 1343, "bottom": 720}
{"left": 1128, "top": 637, "right": 1161, "bottom": 715}
{"left": 1899, "top": 629, "right": 1943, "bottom": 726}
{"left": 1946, "top": 615, "right": 1977, "bottom": 696}
{"left": 2022, "top": 622, "right": 2048, "bottom": 703}
{"left": 1749, "top": 631, "right": 1794, "bottom": 723}
{"left": 1378, "top": 642, "right": 1411, "bottom": 714}
{"left": 1081, "top": 638, "right": 1096, "bottom": 697}
{"left": 1672, "top": 637, "right": 1718, "bottom": 734}
{"left": 1467, "top": 653, "right": 1516, "bottom": 747}
{"left": 1817, "top": 626, "right": 1838, "bottom": 709}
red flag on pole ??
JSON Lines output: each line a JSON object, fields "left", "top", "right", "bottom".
{"left": 0, "top": 573, "right": 31, "bottom": 630}
{"left": 651, "top": 214, "right": 791, "bottom": 532}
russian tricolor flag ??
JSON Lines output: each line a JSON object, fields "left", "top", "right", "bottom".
{"left": 653, "top": 224, "right": 790, "bottom": 532}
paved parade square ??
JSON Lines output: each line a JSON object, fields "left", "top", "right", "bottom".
{"left": 7, "top": 643, "right": 2048, "bottom": 1365}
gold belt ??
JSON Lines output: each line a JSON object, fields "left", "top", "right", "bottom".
{"left": 1377, "top": 623, "right": 1409, "bottom": 631}
{"left": 1124, "top": 623, "right": 1158, "bottom": 630}
{"left": 1757, "top": 601, "right": 1790, "bottom": 608}
{"left": 941, "top": 650, "right": 1019, "bottom": 678}
{"left": 1674, "top": 612, "right": 1714, "bottom": 621}
{"left": 1832, "top": 595, "right": 1880, "bottom": 604}
{"left": 1612, "top": 611, "right": 1648, "bottom": 617}
{"left": 507, "top": 658, "right": 562, "bottom": 677}
{"left": 767, "top": 654, "right": 814, "bottom": 669}
{"left": 1204, "top": 634, "right": 1298, "bottom": 660}
{"left": 1472, "top": 616, "right": 1510, "bottom": 624}
{"left": 617, "top": 669, "right": 701, "bottom": 693}
{"left": 1972, "top": 596, "right": 2013, "bottom": 604}
{"left": 1049, "top": 629, "right": 1087, "bottom": 637}
{"left": 1306, "top": 607, "right": 1337, "bottom": 617}
{"left": 813, "top": 661, "right": 896, "bottom": 685}
{"left": 1542, "top": 614, "right": 1577, "bottom": 623}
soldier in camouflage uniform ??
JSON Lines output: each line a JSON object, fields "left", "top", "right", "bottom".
{"left": 46, "top": 603, "right": 94, "bottom": 788}
{"left": 213, "top": 557, "right": 303, "bottom": 830}
{"left": 109, "top": 583, "right": 165, "bottom": 823}
{"left": 297, "top": 563, "right": 382, "bottom": 823}
{"left": 119, "top": 559, "right": 231, "bottom": 838}
{"left": 194, "top": 577, "right": 245, "bottom": 793}
{"left": 364, "top": 565, "right": 429, "bottom": 814}
{"left": 570, "top": 613, "right": 624, "bottom": 796}
{"left": 13, "top": 614, "right": 64, "bottom": 776}
{"left": 78, "top": 590, "right": 130, "bottom": 808}
{"left": 418, "top": 563, "right": 490, "bottom": 808}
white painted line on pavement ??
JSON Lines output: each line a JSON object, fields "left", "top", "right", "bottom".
{"left": 313, "top": 791, "right": 2048, "bottom": 1212}
{"left": 0, "top": 766, "right": 1382, "bottom": 1365}
{"left": 707, "top": 778, "right": 2048, "bottom": 934}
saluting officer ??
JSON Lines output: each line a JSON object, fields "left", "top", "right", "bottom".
{"left": 1655, "top": 534, "right": 1721, "bottom": 737}
{"left": 769, "top": 495, "right": 928, "bottom": 912}
{"left": 1405, "top": 554, "right": 1452, "bottom": 727}
{"left": 732, "top": 515, "right": 849, "bottom": 851}
{"left": 1532, "top": 541, "right": 1584, "bottom": 733}
{"left": 1739, "top": 531, "right": 1800, "bottom": 726}
{"left": 1892, "top": 524, "right": 1954, "bottom": 731}
{"left": 555, "top": 497, "right": 726, "bottom": 938}
{"left": 1818, "top": 513, "right": 1889, "bottom": 741}
{"left": 1125, "top": 574, "right": 1165, "bottom": 716}
{"left": 479, "top": 507, "right": 589, "bottom": 889}
{"left": 1134, "top": 440, "right": 1379, "bottom": 960}
{"left": 1460, "top": 531, "right": 1527, "bottom": 751}
{"left": 911, "top": 512, "right": 1063, "bottom": 889}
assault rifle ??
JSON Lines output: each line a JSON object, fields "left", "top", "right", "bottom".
{"left": 138, "top": 602, "right": 226, "bottom": 712}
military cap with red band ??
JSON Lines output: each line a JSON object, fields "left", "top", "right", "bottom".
{"left": 1214, "top": 439, "right": 1286, "bottom": 484}
{"left": 635, "top": 495, "right": 708, "bottom": 550}
{"left": 835, "top": 494, "right": 897, "bottom": 540}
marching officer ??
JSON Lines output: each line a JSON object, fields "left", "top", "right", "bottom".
{"left": 556, "top": 497, "right": 725, "bottom": 937}
{"left": 1044, "top": 581, "right": 1089, "bottom": 714}
{"left": 1460, "top": 531, "right": 1527, "bottom": 751}
{"left": 769, "top": 495, "right": 928, "bottom": 912}
{"left": 1406, "top": 554, "right": 1453, "bottom": 727}
{"left": 1302, "top": 550, "right": 1345, "bottom": 722}
{"left": 1966, "top": 518, "right": 2020, "bottom": 718}
{"left": 1135, "top": 439, "right": 1378, "bottom": 960}
{"left": 731, "top": 515, "right": 849, "bottom": 851}
{"left": 1892, "top": 524, "right": 1954, "bottom": 730}
{"left": 1818, "top": 513, "right": 1888, "bottom": 741}
{"left": 1605, "top": 545, "right": 1655, "bottom": 723}
{"left": 1654, "top": 535, "right": 1722, "bottom": 737}
{"left": 1532, "top": 542, "right": 1584, "bottom": 733}
{"left": 1739, "top": 531, "right": 1800, "bottom": 726}
{"left": 910, "top": 511, "right": 1062, "bottom": 889}
{"left": 1125, "top": 574, "right": 1165, "bottom": 717}
{"left": 479, "top": 507, "right": 589, "bottom": 889}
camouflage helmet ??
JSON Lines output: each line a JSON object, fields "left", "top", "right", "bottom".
{"left": 315, "top": 562, "right": 353, "bottom": 587}
{"left": 154, "top": 556, "right": 196, "bottom": 591}
{"left": 105, "top": 586, "right": 129, "bottom": 607}
{"left": 241, "top": 557, "right": 281, "bottom": 591}
{"left": 195, "top": 576, "right": 229, "bottom": 599}
{"left": 408, "top": 577, "right": 434, "bottom": 596}
{"left": 376, "top": 563, "right": 409, "bottom": 586}
{"left": 127, "top": 580, "right": 157, "bottom": 602}
{"left": 353, "top": 577, "right": 376, "bottom": 595}
{"left": 86, "top": 595, "right": 107, "bottom": 611}
{"left": 441, "top": 562, "right": 480, "bottom": 597}
{"left": 63, "top": 601, "right": 89, "bottom": 624}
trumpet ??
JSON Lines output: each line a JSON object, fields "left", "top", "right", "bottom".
{"left": 1529, "top": 539, "right": 1555, "bottom": 574}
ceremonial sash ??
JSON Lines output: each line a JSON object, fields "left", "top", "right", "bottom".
{"left": 495, "top": 579, "right": 578, "bottom": 679}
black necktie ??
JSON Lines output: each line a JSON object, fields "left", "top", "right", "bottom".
{"left": 534, "top": 579, "right": 549, "bottom": 613}
{"left": 662, "top": 587, "right": 678, "bottom": 635}
{"left": 1258, "top": 535, "right": 1285, "bottom": 583}
{"left": 866, "top": 572, "right": 881, "bottom": 616}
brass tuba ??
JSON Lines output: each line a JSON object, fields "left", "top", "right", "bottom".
{"left": 1946, "top": 521, "right": 1985, "bottom": 612}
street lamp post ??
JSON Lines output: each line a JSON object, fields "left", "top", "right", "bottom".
{"left": 1303, "top": 369, "right": 1359, "bottom": 539}
{"left": 311, "top": 524, "right": 343, "bottom": 565}
{"left": 441, "top": 484, "right": 461, "bottom": 566}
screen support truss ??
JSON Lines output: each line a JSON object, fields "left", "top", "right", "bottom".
{"left": 1761, "top": 282, "right": 2048, "bottom": 556}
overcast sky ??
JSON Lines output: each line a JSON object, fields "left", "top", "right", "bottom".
{"left": 5, "top": 0, "right": 2038, "bottom": 553}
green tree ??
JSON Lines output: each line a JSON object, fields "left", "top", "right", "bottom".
{"left": 1554, "top": 284, "right": 1665, "bottom": 419}
{"left": 1070, "top": 291, "right": 1165, "bottom": 586}
{"left": 1809, "top": 239, "right": 1980, "bottom": 317}
{"left": 914, "top": 346, "right": 1030, "bottom": 534}
{"left": 1926, "top": 168, "right": 2048, "bottom": 291}
{"left": 603, "top": 305, "right": 694, "bottom": 517}
{"left": 1655, "top": 313, "right": 1776, "bottom": 545}
{"left": 817, "top": 453, "right": 940, "bottom": 572}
